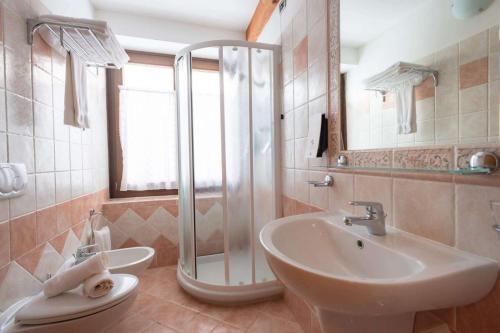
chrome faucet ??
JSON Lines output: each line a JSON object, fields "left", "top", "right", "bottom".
{"left": 343, "top": 201, "right": 386, "bottom": 236}
{"left": 74, "top": 244, "right": 99, "bottom": 265}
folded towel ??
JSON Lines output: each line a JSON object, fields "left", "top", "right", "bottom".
{"left": 83, "top": 270, "right": 114, "bottom": 298}
{"left": 43, "top": 252, "right": 109, "bottom": 298}
{"left": 94, "top": 226, "right": 111, "bottom": 252}
{"left": 64, "top": 52, "right": 89, "bottom": 129}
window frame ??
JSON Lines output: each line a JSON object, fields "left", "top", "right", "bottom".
{"left": 106, "top": 50, "right": 218, "bottom": 199}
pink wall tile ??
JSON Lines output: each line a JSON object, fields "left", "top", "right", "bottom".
{"left": 0, "top": 221, "right": 10, "bottom": 267}
{"left": 328, "top": 172, "right": 354, "bottom": 214}
{"left": 393, "top": 179, "right": 455, "bottom": 246}
{"left": 455, "top": 184, "right": 500, "bottom": 263}
{"left": 35, "top": 206, "right": 57, "bottom": 245}
{"left": 16, "top": 244, "right": 44, "bottom": 276}
{"left": 9, "top": 213, "right": 36, "bottom": 259}
{"left": 415, "top": 76, "right": 436, "bottom": 101}
{"left": 354, "top": 175, "right": 393, "bottom": 224}
{"left": 293, "top": 37, "right": 308, "bottom": 76}
{"left": 55, "top": 201, "right": 72, "bottom": 232}
{"left": 459, "top": 57, "right": 488, "bottom": 90}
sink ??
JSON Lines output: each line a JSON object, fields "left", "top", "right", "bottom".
{"left": 260, "top": 212, "right": 498, "bottom": 333}
{"left": 105, "top": 247, "right": 155, "bottom": 275}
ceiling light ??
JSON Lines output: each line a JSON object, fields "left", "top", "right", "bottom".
{"left": 451, "top": 0, "right": 494, "bottom": 19}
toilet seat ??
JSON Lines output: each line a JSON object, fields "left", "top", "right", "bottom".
{"left": 14, "top": 274, "right": 138, "bottom": 326}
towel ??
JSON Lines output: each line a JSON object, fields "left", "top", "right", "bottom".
{"left": 94, "top": 226, "right": 111, "bottom": 252}
{"left": 316, "top": 114, "right": 328, "bottom": 157}
{"left": 394, "top": 75, "right": 424, "bottom": 134}
{"left": 305, "top": 113, "right": 328, "bottom": 158}
{"left": 43, "top": 252, "right": 109, "bottom": 298}
{"left": 83, "top": 270, "right": 114, "bottom": 298}
{"left": 64, "top": 52, "right": 89, "bottom": 129}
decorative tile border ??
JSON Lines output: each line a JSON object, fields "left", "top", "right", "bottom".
{"left": 393, "top": 147, "right": 453, "bottom": 169}
{"left": 352, "top": 150, "right": 393, "bottom": 168}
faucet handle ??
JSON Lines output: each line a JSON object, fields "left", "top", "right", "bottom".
{"left": 76, "top": 244, "right": 99, "bottom": 256}
{"left": 348, "top": 201, "right": 384, "bottom": 215}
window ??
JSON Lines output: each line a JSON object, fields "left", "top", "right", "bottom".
{"left": 107, "top": 51, "right": 219, "bottom": 198}
{"left": 119, "top": 63, "right": 178, "bottom": 192}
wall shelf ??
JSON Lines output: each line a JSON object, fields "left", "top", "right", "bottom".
{"left": 329, "top": 166, "right": 493, "bottom": 175}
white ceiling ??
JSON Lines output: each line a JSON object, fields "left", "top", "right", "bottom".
{"left": 341, "top": 0, "right": 431, "bottom": 48}
{"left": 90, "top": 0, "right": 260, "bottom": 32}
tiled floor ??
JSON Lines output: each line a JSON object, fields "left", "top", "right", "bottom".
{"left": 103, "top": 266, "right": 305, "bottom": 333}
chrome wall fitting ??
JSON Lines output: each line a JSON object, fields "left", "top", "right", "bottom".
{"left": 307, "top": 175, "right": 334, "bottom": 187}
{"left": 469, "top": 151, "right": 498, "bottom": 173}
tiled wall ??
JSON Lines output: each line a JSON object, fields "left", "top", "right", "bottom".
{"left": 280, "top": 0, "right": 331, "bottom": 213}
{"left": 283, "top": 167, "right": 500, "bottom": 333}
{"left": 347, "top": 25, "right": 500, "bottom": 149}
{"left": 0, "top": 0, "right": 110, "bottom": 312}
{"left": 101, "top": 195, "right": 224, "bottom": 267}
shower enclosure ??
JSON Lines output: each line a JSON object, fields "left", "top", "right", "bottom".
{"left": 175, "top": 40, "right": 282, "bottom": 303}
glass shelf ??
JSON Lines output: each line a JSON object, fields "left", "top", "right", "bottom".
{"left": 328, "top": 165, "right": 492, "bottom": 175}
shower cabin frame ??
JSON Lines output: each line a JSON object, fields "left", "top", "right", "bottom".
{"left": 174, "top": 40, "right": 283, "bottom": 304}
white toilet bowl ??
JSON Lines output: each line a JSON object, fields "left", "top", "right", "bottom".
{"left": 0, "top": 274, "right": 138, "bottom": 333}
{"left": 105, "top": 247, "right": 155, "bottom": 275}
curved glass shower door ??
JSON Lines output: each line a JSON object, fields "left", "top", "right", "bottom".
{"left": 176, "top": 40, "right": 282, "bottom": 303}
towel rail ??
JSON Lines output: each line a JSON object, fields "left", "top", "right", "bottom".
{"left": 27, "top": 18, "right": 126, "bottom": 69}
{"left": 364, "top": 63, "right": 439, "bottom": 95}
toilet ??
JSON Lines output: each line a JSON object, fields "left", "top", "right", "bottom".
{"left": 0, "top": 274, "right": 138, "bottom": 333}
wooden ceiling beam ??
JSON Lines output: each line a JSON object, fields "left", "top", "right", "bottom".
{"left": 246, "top": 0, "right": 279, "bottom": 42}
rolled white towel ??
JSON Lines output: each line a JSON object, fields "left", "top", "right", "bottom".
{"left": 94, "top": 226, "right": 111, "bottom": 252}
{"left": 83, "top": 270, "right": 114, "bottom": 298}
{"left": 43, "top": 252, "right": 109, "bottom": 298}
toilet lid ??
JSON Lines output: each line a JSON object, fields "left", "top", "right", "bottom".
{"left": 15, "top": 274, "right": 138, "bottom": 325}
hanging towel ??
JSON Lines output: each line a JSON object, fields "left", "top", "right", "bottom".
{"left": 94, "top": 226, "right": 111, "bottom": 252}
{"left": 394, "top": 74, "right": 424, "bottom": 134}
{"left": 43, "top": 252, "right": 109, "bottom": 298}
{"left": 316, "top": 114, "right": 328, "bottom": 157}
{"left": 83, "top": 270, "right": 114, "bottom": 298}
{"left": 64, "top": 52, "right": 89, "bottom": 129}
{"left": 364, "top": 62, "right": 435, "bottom": 134}
{"left": 305, "top": 113, "right": 328, "bottom": 159}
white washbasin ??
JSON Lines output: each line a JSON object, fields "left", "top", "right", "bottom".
{"left": 105, "top": 247, "right": 155, "bottom": 275}
{"left": 260, "top": 212, "right": 498, "bottom": 333}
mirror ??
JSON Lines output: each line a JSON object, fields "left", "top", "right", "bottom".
{"left": 340, "top": 0, "right": 500, "bottom": 150}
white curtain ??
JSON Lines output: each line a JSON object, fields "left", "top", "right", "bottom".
{"left": 192, "top": 91, "right": 222, "bottom": 191}
{"left": 119, "top": 87, "right": 178, "bottom": 191}
{"left": 191, "top": 70, "right": 222, "bottom": 191}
